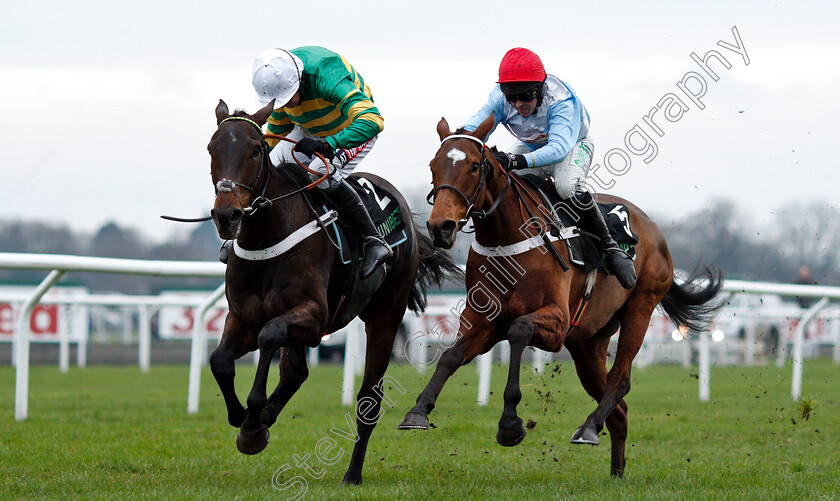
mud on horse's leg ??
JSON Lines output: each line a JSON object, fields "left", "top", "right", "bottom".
{"left": 496, "top": 315, "right": 537, "bottom": 447}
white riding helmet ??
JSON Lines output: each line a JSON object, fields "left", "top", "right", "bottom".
{"left": 252, "top": 48, "right": 304, "bottom": 109}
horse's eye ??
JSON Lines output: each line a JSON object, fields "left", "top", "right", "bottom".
{"left": 471, "top": 162, "right": 480, "bottom": 172}
{"left": 252, "top": 146, "right": 262, "bottom": 157}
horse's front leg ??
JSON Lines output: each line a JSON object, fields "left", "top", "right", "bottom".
{"left": 209, "top": 313, "right": 258, "bottom": 428}
{"left": 237, "top": 301, "right": 322, "bottom": 455}
{"left": 398, "top": 313, "right": 497, "bottom": 430}
{"left": 262, "top": 345, "right": 309, "bottom": 427}
{"left": 497, "top": 306, "right": 565, "bottom": 447}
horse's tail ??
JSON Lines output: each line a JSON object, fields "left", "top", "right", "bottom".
{"left": 659, "top": 264, "right": 725, "bottom": 333}
{"left": 408, "top": 226, "right": 465, "bottom": 314}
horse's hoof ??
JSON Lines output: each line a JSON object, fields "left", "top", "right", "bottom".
{"left": 341, "top": 472, "right": 363, "bottom": 485}
{"left": 570, "top": 425, "right": 600, "bottom": 445}
{"left": 496, "top": 418, "right": 526, "bottom": 447}
{"left": 236, "top": 425, "right": 270, "bottom": 455}
{"left": 397, "top": 412, "right": 429, "bottom": 430}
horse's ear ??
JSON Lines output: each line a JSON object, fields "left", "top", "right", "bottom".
{"left": 252, "top": 100, "right": 275, "bottom": 126}
{"left": 215, "top": 100, "right": 230, "bottom": 125}
{"left": 471, "top": 112, "right": 495, "bottom": 142}
{"left": 436, "top": 117, "right": 452, "bottom": 141}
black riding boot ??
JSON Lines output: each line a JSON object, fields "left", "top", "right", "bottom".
{"left": 574, "top": 192, "right": 637, "bottom": 289}
{"left": 328, "top": 179, "right": 393, "bottom": 279}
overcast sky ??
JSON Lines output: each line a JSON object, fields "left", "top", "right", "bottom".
{"left": 1, "top": 1, "right": 838, "bottom": 242}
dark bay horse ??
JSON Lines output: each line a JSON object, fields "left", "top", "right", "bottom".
{"left": 398, "top": 116, "right": 722, "bottom": 477}
{"left": 207, "top": 100, "right": 462, "bottom": 485}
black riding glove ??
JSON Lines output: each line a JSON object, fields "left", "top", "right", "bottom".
{"left": 295, "top": 137, "right": 335, "bottom": 160}
{"left": 492, "top": 151, "right": 527, "bottom": 170}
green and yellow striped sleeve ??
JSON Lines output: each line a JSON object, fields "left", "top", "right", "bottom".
{"left": 265, "top": 112, "right": 295, "bottom": 148}
{"left": 323, "top": 76, "right": 384, "bottom": 150}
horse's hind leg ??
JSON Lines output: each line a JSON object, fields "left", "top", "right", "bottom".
{"left": 566, "top": 331, "right": 629, "bottom": 478}
{"left": 210, "top": 314, "right": 258, "bottom": 428}
{"left": 341, "top": 313, "right": 401, "bottom": 485}
{"left": 398, "top": 320, "right": 497, "bottom": 430}
{"left": 571, "top": 305, "right": 654, "bottom": 474}
{"left": 262, "top": 345, "right": 309, "bottom": 427}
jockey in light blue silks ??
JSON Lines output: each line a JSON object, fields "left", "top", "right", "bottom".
{"left": 463, "top": 47, "right": 636, "bottom": 289}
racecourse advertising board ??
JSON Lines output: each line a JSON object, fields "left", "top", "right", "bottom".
{"left": 157, "top": 291, "right": 227, "bottom": 339}
{"left": 0, "top": 285, "right": 90, "bottom": 343}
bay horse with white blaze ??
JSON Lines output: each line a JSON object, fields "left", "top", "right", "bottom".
{"left": 207, "top": 100, "right": 462, "bottom": 485}
{"left": 398, "top": 116, "right": 723, "bottom": 477}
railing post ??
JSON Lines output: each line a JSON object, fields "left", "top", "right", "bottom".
{"left": 187, "top": 283, "right": 226, "bottom": 414}
{"left": 76, "top": 304, "right": 88, "bottom": 368}
{"left": 138, "top": 305, "right": 152, "bottom": 373}
{"left": 476, "top": 347, "right": 493, "bottom": 406}
{"left": 342, "top": 318, "right": 363, "bottom": 406}
{"left": 15, "top": 270, "right": 64, "bottom": 421}
{"left": 743, "top": 320, "right": 756, "bottom": 365}
{"left": 681, "top": 335, "right": 692, "bottom": 369}
{"left": 307, "top": 346, "right": 319, "bottom": 367}
{"left": 833, "top": 316, "right": 840, "bottom": 364}
{"left": 698, "top": 330, "right": 710, "bottom": 402}
{"left": 355, "top": 320, "right": 366, "bottom": 376}
{"left": 532, "top": 348, "right": 548, "bottom": 374}
{"left": 791, "top": 297, "right": 829, "bottom": 400}
{"left": 59, "top": 312, "right": 70, "bottom": 373}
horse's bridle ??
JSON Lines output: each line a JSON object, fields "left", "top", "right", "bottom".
{"left": 426, "top": 134, "right": 511, "bottom": 230}
{"left": 215, "top": 116, "right": 331, "bottom": 216}
{"left": 215, "top": 116, "right": 274, "bottom": 216}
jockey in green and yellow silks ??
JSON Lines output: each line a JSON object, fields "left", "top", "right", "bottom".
{"left": 246, "top": 46, "right": 391, "bottom": 279}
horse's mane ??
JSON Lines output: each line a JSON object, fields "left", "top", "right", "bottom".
{"left": 453, "top": 127, "right": 470, "bottom": 135}
{"left": 232, "top": 109, "right": 251, "bottom": 118}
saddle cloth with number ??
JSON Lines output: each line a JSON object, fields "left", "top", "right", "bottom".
{"left": 515, "top": 173, "right": 639, "bottom": 272}
{"left": 322, "top": 175, "right": 408, "bottom": 265}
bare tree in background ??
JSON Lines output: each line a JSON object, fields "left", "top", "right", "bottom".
{"left": 659, "top": 199, "right": 787, "bottom": 281}
{"left": 771, "top": 201, "right": 840, "bottom": 285}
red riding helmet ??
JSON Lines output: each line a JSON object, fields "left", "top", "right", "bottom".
{"left": 497, "top": 47, "right": 546, "bottom": 83}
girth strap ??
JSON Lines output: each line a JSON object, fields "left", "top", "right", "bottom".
{"left": 567, "top": 269, "right": 599, "bottom": 334}
{"left": 471, "top": 227, "right": 579, "bottom": 257}
{"left": 233, "top": 210, "right": 338, "bottom": 261}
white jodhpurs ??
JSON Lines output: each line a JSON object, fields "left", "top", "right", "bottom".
{"left": 268, "top": 125, "right": 377, "bottom": 189}
{"left": 511, "top": 136, "right": 594, "bottom": 199}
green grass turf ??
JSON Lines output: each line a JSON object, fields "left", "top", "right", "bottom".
{"left": 1, "top": 357, "right": 838, "bottom": 500}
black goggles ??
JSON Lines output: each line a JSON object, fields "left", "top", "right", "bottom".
{"left": 504, "top": 86, "right": 540, "bottom": 103}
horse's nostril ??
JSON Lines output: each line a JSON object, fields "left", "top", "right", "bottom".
{"left": 440, "top": 220, "right": 457, "bottom": 237}
{"left": 212, "top": 208, "right": 244, "bottom": 228}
